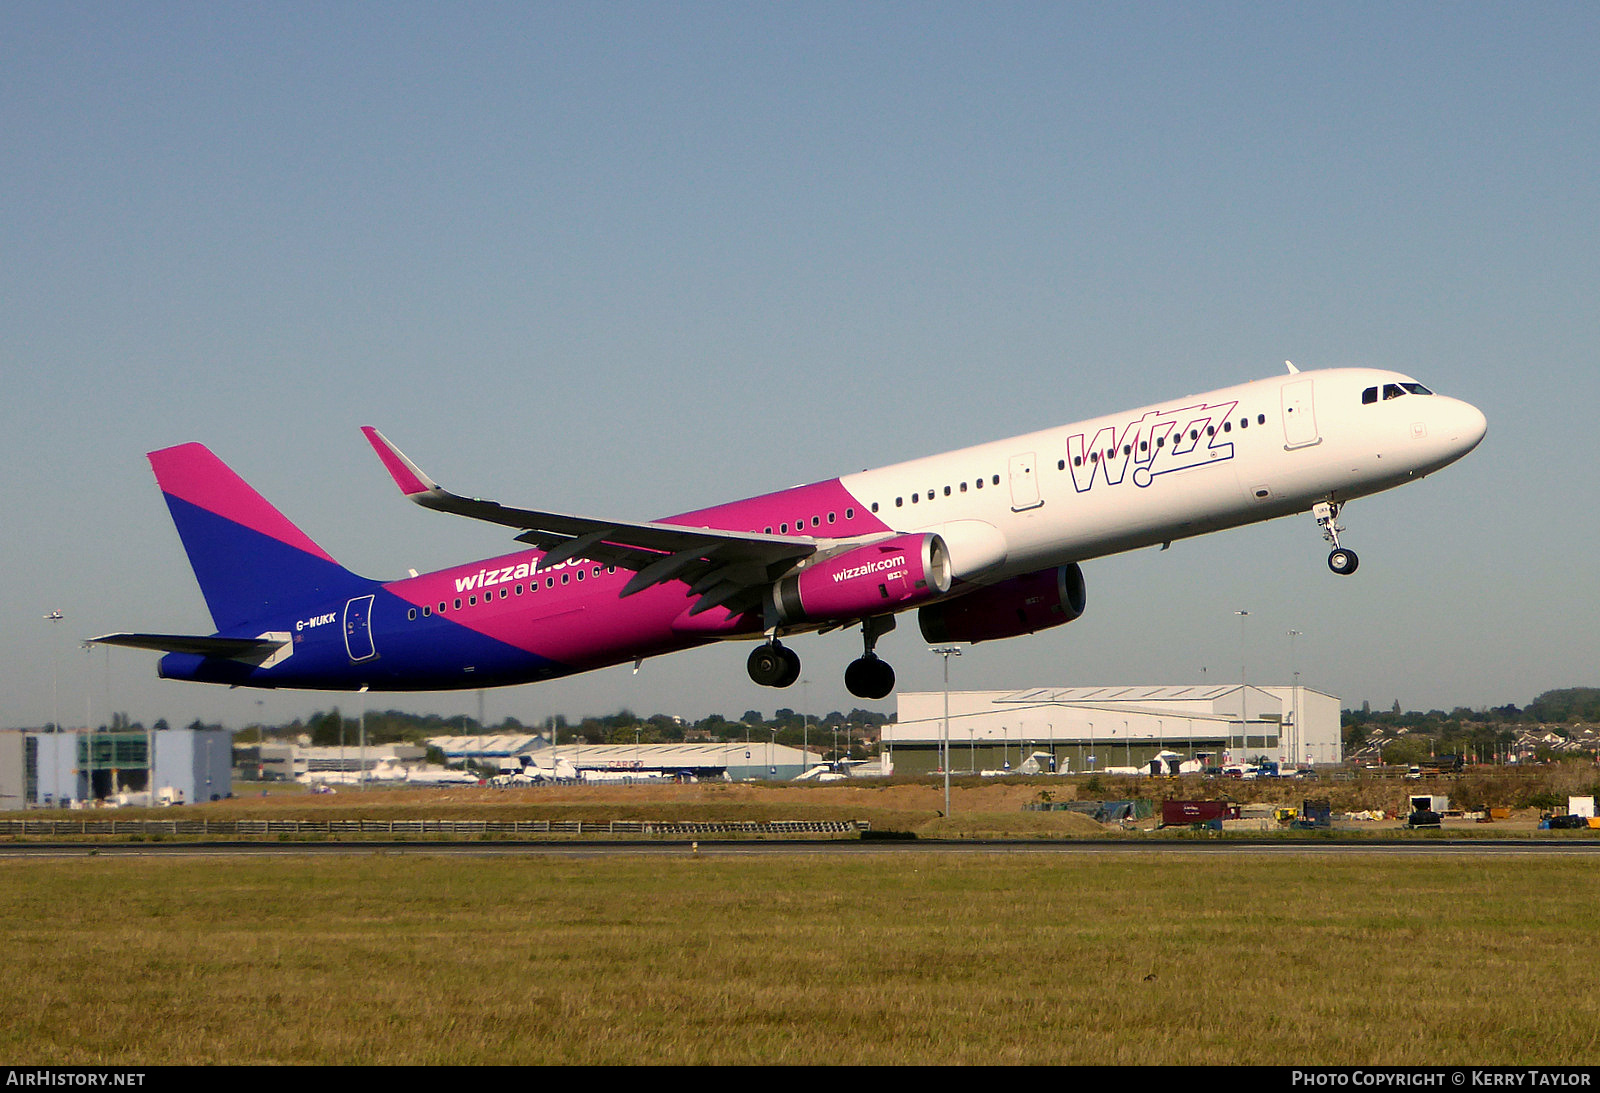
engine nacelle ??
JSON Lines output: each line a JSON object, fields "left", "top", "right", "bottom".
{"left": 773, "top": 533, "right": 952, "bottom": 625}
{"left": 917, "top": 563, "right": 1086, "bottom": 644}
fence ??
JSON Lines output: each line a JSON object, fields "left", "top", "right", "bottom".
{"left": 0, "top": 818, "right": 868, "bottom": 837}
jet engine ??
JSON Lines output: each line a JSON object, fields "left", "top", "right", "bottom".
{"left": 917, "top": 563, "right": 1086, "bottom": 644}
{"left": 772, "top": 533, "right": 951, "bottom": 625}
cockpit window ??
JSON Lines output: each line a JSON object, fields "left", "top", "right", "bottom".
{"left": 1364, "top": 381, "right": 1434, "bottom": 405}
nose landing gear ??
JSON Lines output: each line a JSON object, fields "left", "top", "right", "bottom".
{"left": 1314, "top": 500, "right": 1360, "bottom": 575}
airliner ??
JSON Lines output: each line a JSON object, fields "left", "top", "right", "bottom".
{"left": 93, "top": 364, "right": 1486, "bottom": 700}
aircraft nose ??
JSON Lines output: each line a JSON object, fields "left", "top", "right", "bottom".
{"left": 1450, "top": 399, "right": 1488, "bottom": 454}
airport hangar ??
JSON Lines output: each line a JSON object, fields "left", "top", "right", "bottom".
{"left": 888, "top": 684, "right": 1341, "bottom": 776}
{"left": 428, "top": 735, "right": 818, "bottom": 781}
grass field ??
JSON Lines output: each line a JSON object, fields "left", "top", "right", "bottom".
{"left": 3, "top": 850, "right": 1596, "bottom": 1065}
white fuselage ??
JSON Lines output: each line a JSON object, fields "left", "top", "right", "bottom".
{"left": 833, "top": 367, "right": 1485, "bottom": 585}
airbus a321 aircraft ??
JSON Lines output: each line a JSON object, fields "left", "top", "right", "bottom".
{"left": 94, "top": 364, "right": 1485, "bottom": 700}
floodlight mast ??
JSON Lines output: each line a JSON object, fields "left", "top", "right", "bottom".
{"left": 931, "top": 646, "right": 962, "bottom": 817}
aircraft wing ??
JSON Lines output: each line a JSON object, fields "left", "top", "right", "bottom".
{"left": 361, "top": 427, "right": 820, "bottom": 613}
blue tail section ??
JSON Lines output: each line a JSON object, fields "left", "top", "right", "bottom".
{"left": 148, "top": 443, "right": 376, "bottom": 631}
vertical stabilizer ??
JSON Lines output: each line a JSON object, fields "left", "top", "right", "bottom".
{"left": 148, "top": 443, "right": 373, "bottom": 630}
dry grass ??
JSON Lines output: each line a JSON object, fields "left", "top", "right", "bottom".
{"left": 2, "top": 851, "right": 1596, "bottom": 1065}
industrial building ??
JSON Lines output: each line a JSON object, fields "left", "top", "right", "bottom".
{"left": 429, "top": 734, "right": 818, "bottom": 781}
{"left": 889, "top": 684, "right": 1340, "bottom": 776}
{"left": 0, "top": 727, "right": 234, "bottom": 809}
{"left": 237, "top": 743, "right": 427, "bottom": 782}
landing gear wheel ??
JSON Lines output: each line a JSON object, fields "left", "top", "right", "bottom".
{"left": 774, "top": 645, "right": 801, "bottom": 688}
{"left": 1328, "top": 548, "right": 1359, "bottom": 576}
{"left": 748, "top": 643, "right": 800, "bottom": 688}
{"left": 845, "top": 655, "right": 896, "bottom": 700}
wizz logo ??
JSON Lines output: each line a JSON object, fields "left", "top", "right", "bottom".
{"left": 1065, "top": 400, "right": 1239, "bottom": 493}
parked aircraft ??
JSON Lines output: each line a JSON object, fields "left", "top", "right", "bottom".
{"left": 93, "top": 364, "right": 1485, "bottom": 699}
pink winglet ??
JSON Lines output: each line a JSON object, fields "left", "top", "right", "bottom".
{"left": 361, "top": 426, "right": 434, "bottom": 497}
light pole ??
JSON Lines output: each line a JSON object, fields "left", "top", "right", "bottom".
{"left": 931, "top": 645, "right": 961, "bottom": 817}
{"left": 1235, "top": 610, "right": 1250, "bottom": 762}
{"left": 1286, "top": 629, "right": 1303, "bottom": 766}
{"left": 801, "top": 679, "right": 811, "bottom": 774}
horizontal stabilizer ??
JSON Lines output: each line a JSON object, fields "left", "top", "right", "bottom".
{"left": 89, "top": 632, "right": 287, "bottom": 663}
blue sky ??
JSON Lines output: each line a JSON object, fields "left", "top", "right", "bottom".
{"left": 4, "top": 3, "right": 1596, "bottom": 730}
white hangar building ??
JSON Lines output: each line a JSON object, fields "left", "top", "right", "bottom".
{"left": 889, "top": 684, "right": 1340, "bottom": 775}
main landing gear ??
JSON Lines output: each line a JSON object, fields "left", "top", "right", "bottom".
{"left": 844, "top": 615, "right": 896, "bottom": 700}
{"left": 747, "top": 641, "right": 801, "bottom": 688}
{"left": 746, "top": 616, "right": 898, "bottom": 700}
{"left": 1313, "top": 499, "right": 1360, "bottom": 576}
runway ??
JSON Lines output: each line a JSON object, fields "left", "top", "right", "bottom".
{"left": 3, "top": 837, "right": 1596, "bottom": 858}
